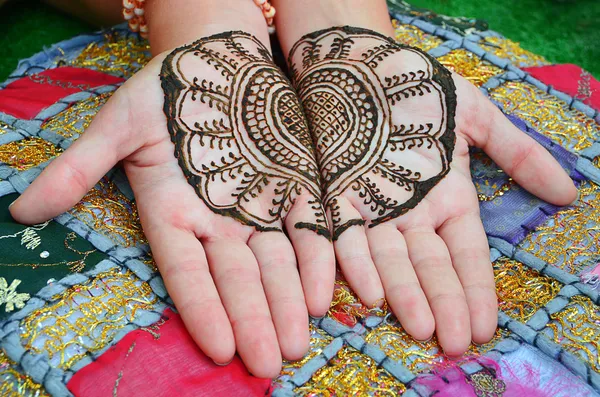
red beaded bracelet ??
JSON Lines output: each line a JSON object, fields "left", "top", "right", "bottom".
{"left": 123, "top": 0, "right": 276, "bottom": 39}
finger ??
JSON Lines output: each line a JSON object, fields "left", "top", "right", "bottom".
{"left": 145, "top": 225, "right": 235, "bottom": 365}
{"left": 437, "top": 211, "right": 498, "bottom": 344}
{"left": 285, "top": 193, "right": 336, "bottom": 317}
{"left": 204, "top": 238, "right": 282, "bottom": 378}
{"left": 333, "top": 198, "right": 384, "bottom": 307}
{"left": 455, "top": 77, "right": 577, "bottom": 206}
{"left": 403, "top": 227, "right": 471, "bottom": 356}
{"left": 10, "top": 90, "right": 139, "bottom": 224}
{"left": 366, "top": 224, "right": 434, "bottom": 341}
{"left": 248, "top": 231, "right": 310, "bottom": 361}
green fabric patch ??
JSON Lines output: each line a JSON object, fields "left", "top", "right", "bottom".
{"left": 0, "top": 194, "right": 107, "bottom": 319}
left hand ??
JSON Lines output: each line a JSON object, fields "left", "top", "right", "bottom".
{"left": 288, "top": 26, "right": 577, "bottom": 355}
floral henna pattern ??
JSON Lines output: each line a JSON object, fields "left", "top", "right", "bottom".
{"left": 161, "top": 31, "right": 329, "bottom": 237}
{"left": 289, "top": 26, "right": 457, "bottom": 239}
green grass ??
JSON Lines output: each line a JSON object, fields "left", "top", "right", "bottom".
{"left": 0, "top": 0, "right": 598, "bottom": 81}
{"left": 0, "top": 1, "right": 93, "bottom": 81}
{"left": 409, "top": 0, "right": 600, "bottom": 76}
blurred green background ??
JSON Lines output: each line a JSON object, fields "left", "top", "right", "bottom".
{"left": 0, "top": 0, "right": 599, "bottom": 81}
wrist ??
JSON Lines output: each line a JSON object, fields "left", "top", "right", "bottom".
{"left": 272, "top": 0, "right": 394, "bottom": 57}
{"left": 145, "top": 0, "right": 270, "bottom": 55}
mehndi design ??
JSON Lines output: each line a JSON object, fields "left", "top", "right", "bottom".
{"left": 289, "top": 26, "right": 456, "bottom": 239}
{"left": 161, "top": 31, "right": 329, "bottom": 236}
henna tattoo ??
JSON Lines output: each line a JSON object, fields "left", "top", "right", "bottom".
{"left": 161, "top": 31, "right": 329, "bottom": 237}
{"left": 289, "top": 26, "right": 456, "bottom": 238}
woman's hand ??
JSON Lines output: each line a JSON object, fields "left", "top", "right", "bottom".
{"left": 9, "top": 2, "right": 337, "bottom": 378}
{"left": 284, "top": 24, "right": 577, "bottom": 355}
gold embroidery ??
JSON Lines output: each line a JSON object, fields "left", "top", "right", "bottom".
{"left": 392, "top": 19, "right": 443, "bottom": 52}
{"left": 545, "top": 295, "right": 600, "bottom": 372}
{"left": 294, "top": 347, "right": 406, "bottom": 396}
{"left": 364, "top": 324, "right": 508, "bottom": 373}
{"left": 140, "top": 251, "right": 158, "bottom": 272}
{"left": 41, "top": 92, "right": 112, "bottom": 139}
{"left": 20, "top": 268, "right": 157, "bottom": 369}
{"left": 494, "top": 257, "right": 562, "bottom": 322}
{"left": 0, "top": 277, "right": 30, "bottom": 313}
{"left": 69, "top": 33, "right": 150, "bottom": 79}
{"left": 479, "top": 36, "right": 549, "bottom": 67}
{"left": 0, "top": 232, "right": 96, "bottom": 272}
{"left": 489, "top": 82, "right": 600, "bottom": 153}
{"left": 281, "top": 324, "right": 333, "bottom": 376}
{"left": 467, "top": 372, "right": 507, "bottom": 397}
{"left": 0, "top": 351, "right": 49, "bottom": 397}
{"left": 0, "top": 138, "right": 62, "bottom": 171}
{"left": 520, "top": 181, "right": 600, "bottom": 274}
{"left": 70, "top": 178, "right": 146, "bottom": 247}
{"left": 438, "top": 49, "right": 504, "bottom": 87}
{"left": 0, "top": 120, "right": 13, "bottom": 135}
{"left": 328, "top": 280, "right": 387, "bottom": 327}
{"left": 477, "top": 179, "right": 515, "bottom": 202}
{"left": 470, "top": 151, "right": 516, "bottom": 202}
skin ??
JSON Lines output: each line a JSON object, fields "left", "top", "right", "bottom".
{"left": 10, "top": 0, "right": 577, "bottom": 377}
{"left": 273, "top": 0, "right": 577, "bottom": 355}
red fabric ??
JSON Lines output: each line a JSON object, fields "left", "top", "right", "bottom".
{"left": 0, "top": 67, "right": 123, "bottom": 119}
{"left": 523, "top": 64, "right": 600, "bottom": 111}
{"left": 67, "top": 309, "right": 272, "bottom": 397}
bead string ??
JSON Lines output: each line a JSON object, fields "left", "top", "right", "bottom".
{"left": 122, "top": 0, "right": 276, "bottom": 39}
{"left": 123, "top": 0, "right": 148, "bottom": 39}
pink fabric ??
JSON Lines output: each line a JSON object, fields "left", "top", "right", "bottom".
{"left": 523, "top": 64, "right": 600, "bottom": 111}
{"left": 0, "top": 67, "right": 123, "bottom": 119}
{"left": 67, "top": 309, "right": 272, "bottom": 397}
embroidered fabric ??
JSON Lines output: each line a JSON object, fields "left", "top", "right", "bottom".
{"left": 0, "top": 7, "right": 598, "bottom": 397}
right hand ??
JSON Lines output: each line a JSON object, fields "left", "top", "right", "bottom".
{"left": 9, "top": 31, "right": 336, "bottom": 378}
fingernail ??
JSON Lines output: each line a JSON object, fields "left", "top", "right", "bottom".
{"left": 8, "top": 200, "right": 15, "bottom": 210}
{"left": 414, "top": 336, "right": 433, "bottom": 343}
{"left": 213, "top": 358, "right": 233, "bottom": 366}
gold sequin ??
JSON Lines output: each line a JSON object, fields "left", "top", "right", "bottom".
{"left": 364, "top": 324, "right": 509, "bottom": 373}
{"left": 68, "top": 33, "right": 150, "bottom": 79}
{"left": 392, "top": 19, "right": 443, "bottom": 52}
{"left": 0, "top": 351, "right": 48, "bottom": 397}
{"left": 281, "top": 324, "right": 333, "bottom": 377}
{"left": 520, "top": 181, "right": 600, "bottom": 274}
{"left": 493, "top": 257, "right": 562, "bottom": 322}
{"left": 479, "top": 36, "right": 549, "bottom": 67}
{"left": 489, "top": 81, "right": 600, "bottom": 153}
{"left": 471, "top": 151, "right": 516, "bottom": 202}
{"left": 294, "top": 347, "right": 406, "bottom": 396}
{"left": 70, "top": 178, "right": 146, "bottom": 247}
{"left": 20, "top": 268, "right": 157, "bottom": 369}
{"left": 0, "top": 138, "right": 62, "bottom": 171}
{"left": 545, "top": 295, "right": 600, "bottom": 372}
{"left": 0, "top": 277, "right": 30, "bottom": 313}
{"left": 477, "top": 179, "right": 515, "bottom": 202}
{"left": 41, "top": 92, "right": 112, "bottom": 139}
{"left": 438, "top": 49, "right": 504, "bottom": 87}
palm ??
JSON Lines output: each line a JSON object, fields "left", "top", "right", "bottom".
{"left": 289, "top": 26, "right": 577, "bottom": 354}
{"left": 10, "top": 32, "right": 338, "bottom": 379}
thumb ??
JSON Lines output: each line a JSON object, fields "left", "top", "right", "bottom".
{"left": 455, "top": 77, "right": 577, "bottom": 206}
{"left": 10, "top": 89, "right": 140, "bottom": 224}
